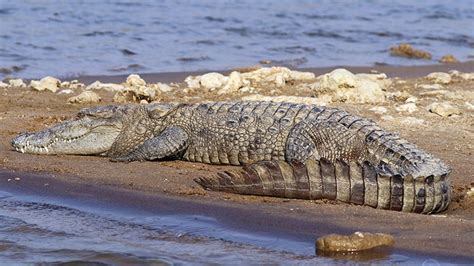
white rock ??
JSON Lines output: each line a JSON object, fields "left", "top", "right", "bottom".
{"left": 419, "top": 90, "right": 449, "bottom": 96}
{"left": 29, "top": 76, "right": 61, "bottom": 92}
{"left": 241, "top": 94, "right": 328, "bottom": 106}
{"left": 126, "top": 74, "right": 146, "bottom": 87}
{"left": 241, "top": 67, "right": 315, "bottom": 87}
{"left": 395, "top": 103, "right": 418, "bottom": 113}
{"left": 427, "top": 102, "right": 462, "bottom": 117}
{"left": 426, "top": 72, "right": 451, "bottom": 84}
{"left": 199, "top": 72, "right": 228, "bottom": 90}
{"left": 86, "top": 81, "right": 126, "bottom": 92}
{"left": 417, "top": 84, "right": 443, "bottom": 90}
{"left": 314, "top": 68, "right": 386, "bottom": 103}
{"left": 405, "top": 96, "right": 418, "bottom": 103}
{"left": 155, "top": 83, "right": 173, "bottom": 93}
{"left": 0, "top": 81, "right": 8, "bottom": 88}
{"left": 465, "top": 102, "right": 474, "bottom": 111}
{"left": 400, "top": 117, "right": 425, "bottom": 126}
{"left": 459, "top": 73, "right": 474, "bottom": 80}
{"left": 8, "top": 79, "right": 26, "bottom": 88}
{"left": 381, "top": 115, "right": 394, "bottom": 121}
{"left": 369, "top": 106, "right": 388, "bottom": 114}
{"left": 449, "top": 70, "right": 474, "bottom": 80}
{"left": 219, "top": 71, "right": 243, "bottom": 94}
{"left": 67, "top": 91, "right": 101, "bottom": 104}
{"left": 318, "top": 68, "right": 358, "bottom": 89}
{"left": 184, "top": 76, "right": 201, "bottom": 89}
{"left": 356, "top": 73, "right": 392, "bottom": 89}
{"left": 57, "top": 89, "right": 74, "bottom": 94}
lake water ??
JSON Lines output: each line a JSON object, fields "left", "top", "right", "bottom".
{"left": 0, "top": 0, "right": 473, "bottom": 79}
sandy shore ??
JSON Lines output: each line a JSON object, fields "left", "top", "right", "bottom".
{"left": 1, "top": 62, "right": 473, "bottom": 259}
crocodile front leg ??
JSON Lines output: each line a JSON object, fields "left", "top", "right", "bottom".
{"left": 111, "top": 126, "right": 189, "bottom": 162}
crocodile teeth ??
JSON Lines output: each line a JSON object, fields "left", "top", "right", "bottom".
{"left": 44, "top": 147, "right": 49, "bottom": 153}
{"left": 20, "top": 148, "right": 25, "bottom": 153}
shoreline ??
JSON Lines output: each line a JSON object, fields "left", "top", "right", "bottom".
{"left": 72, "top": 61, "right": 474, "bottom": 84}
{"left": 1, "top": 63, "right": 473, "bottom": 261}
{"left": 0, "top": 168, "right": 472, "bottom": 263}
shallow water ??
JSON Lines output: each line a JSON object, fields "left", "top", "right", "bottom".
{"left": 0, "top": 170, "right": 467, "bottom": 265}
{"left": 0, "top": 0, "right": 473, "bottom": 79}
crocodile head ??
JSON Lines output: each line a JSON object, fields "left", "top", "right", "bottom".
{"left": 11, "top": 105, "right": 134, "bottom": 155}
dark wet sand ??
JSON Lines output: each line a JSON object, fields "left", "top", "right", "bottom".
{"left": 0, "top": 169, "right": 472, "bottom": 263}
{"left": 1, "top": 62, "right": 473, "bottom": 261}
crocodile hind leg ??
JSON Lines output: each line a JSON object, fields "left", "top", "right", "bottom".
{"left": 111, "top": 126, "right": 189, "bottom": 162}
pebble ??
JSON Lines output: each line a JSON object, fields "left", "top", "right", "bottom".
{"left": 0, "top": 81, "right": 8, "bottom": 88}
{"left": 381, "top": 115, "right": 394, "bottom": 121}
{"left": 426, "top": 72, "right": 451, "bottom": 84}
{"left": 400, "top": 117, "right": 425, "bottom": 126}
{"left": 417, "top": 84, "right": 443, "bottom": 90}
{"left": 316, "top": 232, "right": 395, "bottom": 252}
{"left": 395, "top": 102, "right": 417, "bottom": 113}
{"left": 30, "top": 76, "right": 61, "bottom": 93}
{"left": 369, "top": 106, "right": 388, "bottom": 114}
{"left": 67, "top": 91, "right": 102, "bottom": 104}
{"left": 8, "top": 79, "right": 26, "bottom": 88}
{"left": 427, "top": 102, "right": 462, "bottom": 117}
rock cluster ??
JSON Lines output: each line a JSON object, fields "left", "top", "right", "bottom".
{"left": 185, "top": 67, "right": 316, "bottom": 95}
{"left": 316, "top": 232, "right": 395, "bottom": 252}
{"left": 389, "top": 43, "right": 432, "bottom": 59}
{"left": 111, "top": 74, "right": 173, "bottom": 103}
{"left": 311, "top": 69, "right": 390, "bottom": 104}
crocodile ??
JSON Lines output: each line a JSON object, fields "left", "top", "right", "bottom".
{"left": 11, "top": 101, "right": 451, "bottom": 213}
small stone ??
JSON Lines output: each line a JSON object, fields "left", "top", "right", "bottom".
{"left": 389, "top": 43, "right": 432, "bottom": 59}
{"left": 139, "top": 99, "right": 148, "bottom": 104}
{"left": 86, "top": 81, "right": 126, "bottom": 92}
{"left": 381, "top": 115, "right": 394, "bottom": 121}
{"left": 30, "top": 76, "right": 61, "bottom": 92}
{"left": 0, "top": 81, "right": 8, "bottom": 88}
{"left": 316, "top": 232, "right": 394, "bottom": 252}
{"left": 369, "top": 106, "right": 387, "bottom": 114}
{"left": 57, "top": 89, "right": 74, "bottom": 94}
{"left": 395, "top": 102, "right": 418, "bottom": 113}
{"left": 405, "top": 96, "right": 418, "bottom": 103}
{"left": 439, "top": 54, "right": 459, "bottom": 64}
{"left": 199, "top": 72, "right": 228, "bottom": 90}
{"left": 219, "top": 71, "right": 243, "bottom": 95}
{"left": 8, "top": 79, "right": 26, "bottom": 88}
{"left": 67, "top": 91, "right": 102, "bottom": 104}
{"left": 426, "top": 72, "right": 451, "bottom": 84}
{"left": 465, "top": 102, "right": 474, "bottom": 111}
{"left": 419, "top": 90, "right": 449, "bottom": 96}
{"left": 155, "top": 83, "right": 173, "bottom": 92}
{"left": 400, "top": 117, "right": 425, "bottom": 126}
{"left": 427, "top": 102, "right": 462, "bottom": 117}
{"left": 417, "top": 84, "right": 443, "bottom": 90}
{"left": 125, "top": 74, "right": 146, "bottom": 87}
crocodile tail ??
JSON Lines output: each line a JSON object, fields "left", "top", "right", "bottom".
{"left": 194, "top": 159, "right": 451, "bottom": 214}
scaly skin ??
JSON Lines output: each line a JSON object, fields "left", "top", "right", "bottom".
{"left": 11, "top": 101, "right": 452, "bottom": 213}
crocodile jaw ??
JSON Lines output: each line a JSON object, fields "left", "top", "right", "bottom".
{"left": 11, "top": 119, "right": 121, "bottom": 155}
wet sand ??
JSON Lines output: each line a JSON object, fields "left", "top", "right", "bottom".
{"left": 1, "top": 62, "right": 473, "bottom": 260}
